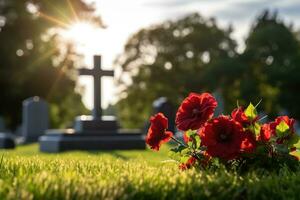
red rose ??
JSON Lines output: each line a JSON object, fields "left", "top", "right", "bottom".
{"left": 176, "top": 93, "right": 217, "bottom": 131}
{"left": 199, "top": 116, "right": 255, "bottom": 160}
{"left": 146, "top": 113, "right": 173, "bottom": 151}
{"left": 231, "top": 107, "right": 250, "bottom": 126}
{"left": 259, "top": 116, "right": 295, "bottom": 143}
{"left": 258, "top": 123, "right": 275, "bottom": 142}
{"left": 241, "top": 130, "right": 256, "bottom": 153}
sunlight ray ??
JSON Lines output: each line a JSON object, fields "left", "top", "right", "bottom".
{"left": 67, "top": 0, "right": 79, "bottom": 22}
{"left": 44, "top": 0, "right": 72, "bottom": 23}
{"left": 28, "top": 47, "right": 57, "bottom": 69}
{"left": 46, "top": 58, "right": 71, "bottom": 101}
{"left": 38, "top": 11, "right": 69, "bottom": 28}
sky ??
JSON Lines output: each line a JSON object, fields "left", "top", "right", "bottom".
{"left": 76, "top": 0, "right": 300, "bottom": 110}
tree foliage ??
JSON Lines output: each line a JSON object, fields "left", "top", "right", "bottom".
{"left": 240, "top": 10, "right": 300, "bottom": 119}
{"left": 0, "top": 0, "right": 101, "bottom": 129}
{"left": 116, "top": 14, "right": 237, "bottom": 128}
{"left": 116, "top": 11, "right": 300, "bottom": 128}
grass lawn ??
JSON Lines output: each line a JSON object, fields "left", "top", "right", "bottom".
{"left": 1, "top": 144, "right": 300, "bottom": 200}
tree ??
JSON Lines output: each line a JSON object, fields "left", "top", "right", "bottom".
{"left": 115, "top": 13, "right": 237, "bottom": 128}
{"left": 240, "top": 10, "right": 300, "bottom": 119}
{"left": 0, "top": 0, "right": 102, "bottom": 129}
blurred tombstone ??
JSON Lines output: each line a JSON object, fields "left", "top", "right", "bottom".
{"left": 0, "top": 117, "right": 15, "bottom": 149}
{"left": 0, "top": 133, "right": 15, "bottom": 149}
{"left": 213, "top": 91, "right": 224, "bottom": 116}
{"left": 295, "top": 121, "right": 300, "bottom": 136}
{"left": 0, "top": 117, "right": 5, "bottom": 132}
{"left": 22, "top": 96, "right": 49, "bottom": 143}
{"left": 152, "top": 97, "right": 176, "bottom": 133}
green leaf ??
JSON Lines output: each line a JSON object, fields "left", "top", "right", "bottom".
{"left": 249, "top": 122, "right": 261, "bottom": 136}
{"left": 187, "top": 141, "right": 193, "bottom": 148}
{"left": 181, "top": 148, "right": 191, "bottom": 155}
{"left": 255, "top": 145, "right": 268, "bottom": 154}
{"left": 180, "top": 156, "right": 190, "bottom": 163}
{"left": 245, "top": 103, "right": 258, "bottom": 120}
{"left": 254, "top": 123, "right": 261, "bottom": 136}
{"left": 276, "top": 121, "right": 290, "bottom": 138}
{"left": 274, "top": 144, "right": 289, "bottom": 154}
{"left": 170, "top": 145, "right": 186, "bottom": 153}
{"left": 168, "top": 151, "right": 181, "bottom": 161}
{"left": 195, "top": 135, "right": 201, "bottom": 149}
{"left": 185, "top": 129, "right": 197, "bottom": 137}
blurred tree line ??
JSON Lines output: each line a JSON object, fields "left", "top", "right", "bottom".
{"left": 116, "top": 11, "right": 300, "bottom": 128}
{"left": 0, "top": 0, "right": 101, "bottom": 129}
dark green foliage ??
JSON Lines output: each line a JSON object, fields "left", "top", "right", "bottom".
{"left": 241, "top": 10, "right": 300, "bottom": 118}
{"left": 116, "top": 10, "right": 300, "bottom": 128}
{"left": 0, "top": 0, "right": 101, "bottom": 128}
{"left": 116, "top": 13, "right": 236, "bottom": 128}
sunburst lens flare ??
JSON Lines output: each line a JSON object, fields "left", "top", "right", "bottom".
{"left": 62, "top": 22, "right": 99, "bottom": 46}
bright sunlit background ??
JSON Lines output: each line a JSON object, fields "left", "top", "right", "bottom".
{"left": 61, "top": 0, "right": 300, "bottom": 110}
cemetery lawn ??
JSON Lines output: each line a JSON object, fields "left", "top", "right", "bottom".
{"left": 1, "top": 145, "right": 300, "bottom": 200}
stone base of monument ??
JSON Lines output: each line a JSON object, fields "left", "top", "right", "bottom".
{"left": 39, "top": 129, "right": 145, "bottom": 153}
{"left": 0, "top": 133, "right": 16, "bottom": 149}
{"left": 74, "top": 116, "right": 119, "bottom": 132}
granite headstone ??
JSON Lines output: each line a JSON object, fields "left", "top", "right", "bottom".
{"left": 152, "top": 97, "right": 176, "bottom": 133}
{"left": 0, "top": 117, "right": 15, "bottom": 149}
{"left": 0, "top": 133, "right": 15, "bottom": 149}
{"left": 213, "top": 91, "right": 224, "bottom": 116}
{"left": 22, "top": 96, "right": 49, "bottom": 143}
{"left": 0, "top": 117, "right": 5, "bottom": 132}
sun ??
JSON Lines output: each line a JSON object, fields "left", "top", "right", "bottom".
{"left": 62, "top": 22, "right": 99, "bottom": 47}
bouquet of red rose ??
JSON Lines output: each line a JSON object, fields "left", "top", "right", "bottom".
{"left": 146, "top": 92, "right": 300, "bottom": 171}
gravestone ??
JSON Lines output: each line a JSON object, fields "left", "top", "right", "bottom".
{"left": 0, "top": 117, "right": 5, "bottom": 132}
{"left": 22, "top": 96, "right": 49, "bottom": 143}
{"left": 213, "top": 90, "right": 224, "bottom": 116}
{"left": 39, "top": 55, "right": 145, "bottom": 152}
{"left": 0, "top": 117, "right": 15, "bottom": 149}
{"left": 0, "top": 133, "right": 15, "bottom": 149}
{"left": 152, "top": 97, "right": 176, "bottom": 133}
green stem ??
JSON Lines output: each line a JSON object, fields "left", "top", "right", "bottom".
{"left": 171, "top": 136, "right": 188, "bottom": 148}
{"left": 171, "top": 136, "right": 202, "bottom": 160}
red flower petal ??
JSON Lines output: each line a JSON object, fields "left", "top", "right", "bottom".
{"left": 231, "top": 107, "right": 250, "bottom": 126}
{"left": 259, "top": 116, "right": 295, "bottom": 143}
{"left": 176, "top": 93, "right": 217, "bottom": 131}
{"left": 199, "top": 116, "right": 255, "bottom": 160}
{"left": 146, "top": 113, "right": 173, "bottom": 151}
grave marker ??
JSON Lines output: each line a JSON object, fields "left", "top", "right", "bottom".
{"left": 22, "top": 96, "right": 49, "bottom": 143}
{"left": 0, "top": 117, "right": 15, "bottom": 149}
{"left": 153, "top": 97, "right": 176, "bottom": 132}
{"left": 0, "top": 117, "right": 5, "bottom": 132}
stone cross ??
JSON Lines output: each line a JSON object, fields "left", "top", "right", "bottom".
{"left": 79, "top": 55, "right": 114, "bottom": 120}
